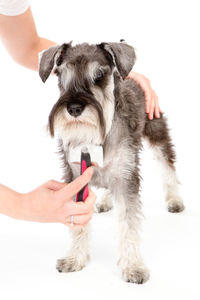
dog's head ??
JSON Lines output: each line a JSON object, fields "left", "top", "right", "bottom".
{"left": 39, "top": 41, "right": 136, "bottom": 146}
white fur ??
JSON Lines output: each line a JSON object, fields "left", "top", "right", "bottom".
{"left": 57, "top": 225, "right": 90, "bottom": 272}
{"left": 153, "top": 146, "right": 183, "bottom": 205}
{"left": 96, "top": 189, "right": 113, "bottom": 213}
{"left": 60, "top": 65, "right": 75, "bottom": 90}
{"left": 54, "top": 107, "right": 102, "bottom": 146}
{"left": 87, "top": 61, "right": 100, "bottom": 82}
{"left": 116, "top": 193, "right": 150, "bottom": 283}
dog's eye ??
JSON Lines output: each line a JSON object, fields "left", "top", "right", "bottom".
{"left": 94, "top": 70, "right": 104, "bottom": 82}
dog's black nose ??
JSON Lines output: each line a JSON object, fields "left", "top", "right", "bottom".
{"left": 67, "top": 102, "right": 85, "bottom": 117}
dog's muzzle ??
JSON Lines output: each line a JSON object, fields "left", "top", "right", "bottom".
{"left": 67, "top": 101, "right": 85, "bottom": 117}
{"left": 49, "top": 91, "right": 106, "bottom": 139}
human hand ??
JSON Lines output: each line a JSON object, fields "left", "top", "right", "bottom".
{"left": 19, "top": 167, "right": 96, "bottom": 229}
{"left": 71, "top": 161, "right": 99, "bottom": 167}
{"left": 126, "top": 71, "right": 162, "bottom": 120}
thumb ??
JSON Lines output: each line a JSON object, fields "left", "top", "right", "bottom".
{"left": 57, "top": 167, "right": 93, "bottom": 199}
{"left": 45, "top": 180, "right": 66, "bottom": 191}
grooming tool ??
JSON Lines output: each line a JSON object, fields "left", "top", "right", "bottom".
{"left": 76, "top": 147, "right": 91, "bottom": 202}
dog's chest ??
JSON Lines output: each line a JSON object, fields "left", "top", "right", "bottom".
{"left": 68, "top": 144, "right": 103, "bottom": 166}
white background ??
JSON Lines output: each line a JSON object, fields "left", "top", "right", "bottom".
{"left": 0, "top": 0, "right": 200, "bottom": 299}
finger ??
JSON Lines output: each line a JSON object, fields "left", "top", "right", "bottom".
{"left": 155, "top": 107, "right": 160, "bottom": 118}
{"left": 65, "top": 209, "right": 94, "bottom": 225}
{"left": 65, "top": 222, "right": 89, "bottom": 230}
{"left": 148, "top": 99, "right": 155, "bottom": 120}
{"left": 72, "top": 161, "right": 98, "bottom": 167}
{"left": 153, "top": 91, "right": 160, "bottom": 118}
{"left": 66, "top": 189, "right": 96, "bottom": 215}
{"left": 145, "top": 99, "right": 150, "bottom": 114}
{"left": 91, "top": 161, "right": 99, "bottom": 167}
{"left": 64, "top": 219, "right": 91, "bottom": 230}
{"left": 58, "top": 167, "right": 93, "bottom": 199}
{"left": 129, "top": 73, "right": 160, "bottom": 119}
{"left": 129, "top": 73, "right": 157, "bottom": 116}
{"left": 155, "top": 106, "right": 160, "bottom": 118}
{"left": 85, "top": 189, "right": 97, "bottom": 205}
{"left": 138, "top": 76, "right": 152, "bottom": 101}
{"left": 45, "top": 180, "right": 66, "bottom": 191}
{"left": 134, "top": 75, "right": 152, "bottom": 110}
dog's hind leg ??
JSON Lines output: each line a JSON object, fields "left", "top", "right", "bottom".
{"left": 143, "top": 115, "right": 185, "bottom": 213}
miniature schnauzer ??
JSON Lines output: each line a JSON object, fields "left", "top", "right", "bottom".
{"left": 39, "top": 41, "right": 184, "bottom": 284}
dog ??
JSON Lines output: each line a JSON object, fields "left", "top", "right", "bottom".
{"left": 39, "top": 41, "right": 185, "bottom": 284}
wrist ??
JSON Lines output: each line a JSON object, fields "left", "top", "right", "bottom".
{"left": 16, "top": 192, "right": 36, "bottom": 221}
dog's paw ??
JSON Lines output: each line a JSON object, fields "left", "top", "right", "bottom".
{"left": 56, "top": 255, "right": 88, "bottom": 273}
{"left": 168, "top": 200, "right": 185, "bottom": 213}
{"left": 121, "top": 265, "right": 150, "bottom": 284}
{"left": 96, "top": 189, "right": 113, "bottom": 213}
{"left": 96, "top": 201, "right": 113, "bottom": 213}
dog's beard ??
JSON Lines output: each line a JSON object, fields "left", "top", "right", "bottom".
{"left": 53, "top": 108, "right": 103, "bottom": 147}
{"left": 48, "top": 92, "right": 106, "bottom": 146}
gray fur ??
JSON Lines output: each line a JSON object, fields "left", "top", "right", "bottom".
{"left": 39, "top": 41, "right": 184, "bottom": 284}
{"left": 98, "top": 42, "right": 136, "bottom": 79}
{"left": 39, "top": 43, "right": 72, "bottom": 83}
{"left": 39, "top": 45, "right": 60, "bottom": 82}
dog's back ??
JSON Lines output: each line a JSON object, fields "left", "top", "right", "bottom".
{"left": 116, "top": 78, "right": 173, "bottom": 154}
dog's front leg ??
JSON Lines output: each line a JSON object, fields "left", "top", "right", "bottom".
{"left": 56, "top": 150, "right": 91, "bottom": 273}
{"left": 57, "top": 163, "right": 111, "bottom": 272}
{"left": 56, "top": 225, "right": 90, "bottom": 273}
{"left": 91, "top": 162, "right": 149, "bottom": 283}
{"left": 116, "top": 188, "right": 150, "bottom": 284}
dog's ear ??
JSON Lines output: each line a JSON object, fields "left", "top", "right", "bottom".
{"left": 39, "top": 43, "right": 71, "bottom": 83}
{"left": 97, "top": 41, "right": 136, "bottom": 79}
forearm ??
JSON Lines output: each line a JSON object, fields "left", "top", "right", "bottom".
{"left": 0, "top": 8, "right": 56, "bottom": 70}
{"left": 1, "top": 32, "right": 56, "bottom": 70}
{"left": 18, "top": 36, "right": 56, "bottom": 70}
{"left": 0, "top": 184, "right": 22, "bottom": 219}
